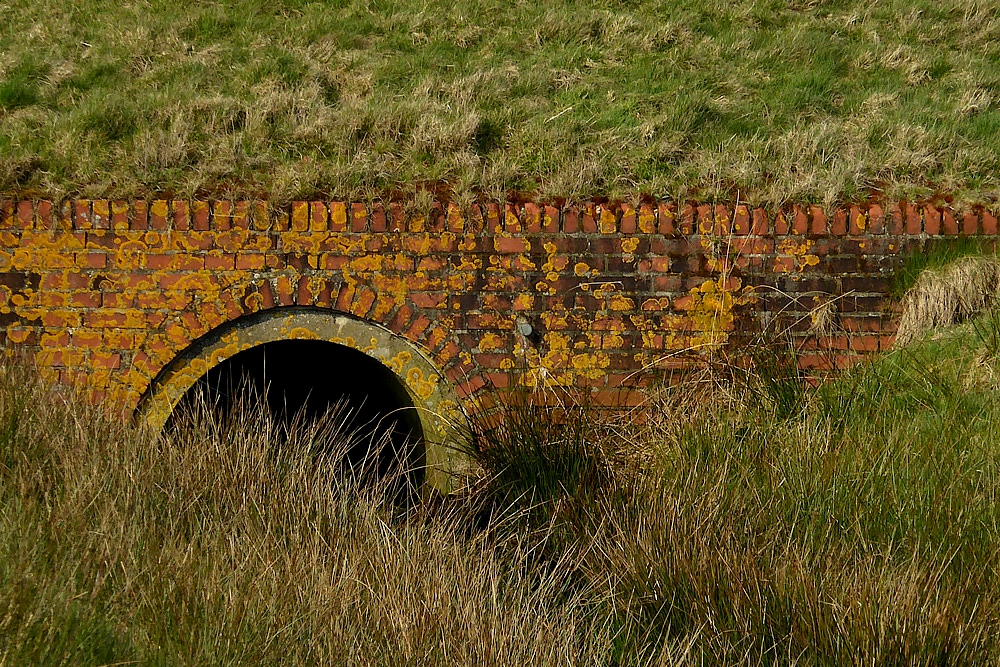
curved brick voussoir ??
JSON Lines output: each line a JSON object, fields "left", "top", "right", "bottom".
{"left": 0, "top": 197, "right": 998, "bottom": 422}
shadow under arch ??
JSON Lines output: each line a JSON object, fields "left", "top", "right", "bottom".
{"left": 136, "top": 307, "right": 471, "bottom": 494}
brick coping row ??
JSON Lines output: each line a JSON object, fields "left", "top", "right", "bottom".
{"left": 1, "top": 200, "right": 998, "bottom": 237}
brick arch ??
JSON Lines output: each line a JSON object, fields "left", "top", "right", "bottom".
{"left": 125, "top": 264, "right": 482, "bottom": 407}
{"left": 135, "top": 306, "right": 471, "bottom": 494}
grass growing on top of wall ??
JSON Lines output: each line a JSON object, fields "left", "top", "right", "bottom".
{"left": 4, "top": 313, "right": 1000, "bottom": 664}
{"left": 891, "top": 236, "right": 999, "bottom": 298}
{"left": 1, "top": 0, "right": 999, "bottom": 206}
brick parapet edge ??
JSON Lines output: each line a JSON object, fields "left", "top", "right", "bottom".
{"left": 0, "top": 198, "right": 997, "bottom": 409}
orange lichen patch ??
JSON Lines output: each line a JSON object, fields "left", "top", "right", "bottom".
{"left": 540, "top": 308, "right": 570, "bottom": 330}
{"left": 674, "top": 277, "right": 756, "bottom": 349}
{"left": 599, "top": 207, "right": 617, "bottom": 233}
{"left": 574, "top": 262, "right": 592, "bottom": 277}
{"left": 638, "top": 207, "right": 656, "bottom": 234}
{"left": 608, "top": 294, "right": 636, "bottom": 311}
{"left": 478, "top": 332, "right": 506, "bottom": 352}
{"left": 513, "top": 293, "right": 535, "bottom": 310}
{"left": 776, "top": 238, "right": 821, "bottom": 272}
{"left": 621, "top": 237, "right": 639, "bottom": 262}
{"left": 641, "top": 297, "right": 671, "bottom": 311}
{"left": 516, "top": 331, "right": 611, "bottom": 388}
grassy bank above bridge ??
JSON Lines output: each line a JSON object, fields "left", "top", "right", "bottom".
{"left": 3, "top": 305, "right": 1000, "bottom": 664}
{"left": 1, "top": 0, "right": 999, "bottom": 207}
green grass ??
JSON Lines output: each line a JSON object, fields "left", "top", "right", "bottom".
{"left": 4, "top": 308, "right": 1000, "bottom": 664}
{"left": 1, "top": 0, "right": 1000, "bottom": 205}
{"left": 892, "top": 237, "right": 1000, "bottom": 297}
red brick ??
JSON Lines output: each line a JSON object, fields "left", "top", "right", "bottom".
{"left": 370, "top": 202, "right": 387, "bottom": 232}
{"left": 943, "top": 209, "right": 958, "bottom": 235}
{"left": 233, "top": 201, "right": 250, "bottom": 230}
{"left": 658, "top": 202, "right": 677, "bottom": 235}
{"left": 72, "top": 331, "right": 103, "bottom": 348}
{"left": 480, "top": 202, "right": 499, "bottom": 233}
{"left": 750, "top": 208, "right": 768, "bottom": 235}
{"left": 295, "top": 275, "right": 313, "bottom": 305}
{"left": 924, "top": 204, "right": 941, "bottom": 235}
{"left": 984, "top": 209, "right": 998, "bottom": 235}
{"left": 831, "top": 208, "right": 847, "bottom": 236}
{"left": 563, "top": 206, "right": 579, "bottom": 233}
{"left": 455, "top": 374, "right": 487, "bottom": 399}
{"left": 696, "top": 204, "right": 713, "bottom": 235}
{"left": 257, "top": 282, "right": 276, "bottom": 310}
{"left": 848, "top": 206, "right": 865, "bottom": 235}
{"left": 73, "top": 200, "right": 91, "bottom": 229}
{"left": 963, "top": 211, "right": 978, "bottom": 236}
{"left": 386, "top": 202, "right": 404, "bottom": 232}
{"left": 236, "top": 253, "right": 265, "bottom": 270}
{"left": 172, "top": 200, "right": 190, "bottom": 231}
{"left": 714, "top": 204, "right": 731, "bottom": 235}
{"left": 325, "top": 202, "right": 345, "bottom": 232}
{"left": 132, "top": 200, "right": 148, "bottom": 230}
{"left": 774, "top": 210, "right": 789, "bottom": 235}
{"left": 419, "top": 324, "right": 448, "bottom": 352}
{"left": 888, "top": 203, "right": 903, "bottom": 235}
{"left": 582, "top": 204, "right": 598, "bottom": 233}
{"left": 192, "top": 201, "right": 210, "bottom": 231}
{"left": 905, "top": 203, "right": 921, "bottom": 234}
{"left": 204, "top": 253, "right": 235, "bottom": 270}
{"left": 504, "top": 203, "right": 522, "bottom": 233}
{"left": 92, "top": 200, "right": 110, "bottom": 229}
{"left": 466, "top": 204, "right": 485, "bottom": 233}
{"left": 16, "top": 201, "right": 33, "bottom": 229}
{"left": 36, "top": 200, "right": 53, "bottom": 229}
{"left": 251, "top": 201, "right": 270, "bottom": 231}
{"left": 792, "top": 205, "right": 808, "bottom": 235}
{"left": 404, "top": 314, "right": 432, "bottom": 341}
{"left": 0, "top": 200, "right": 12, "bottom": 228}
{"left": 275, "top": 275, "right": 296, "bottom": 306}
{"left": 620, "top": 203, "right": 637, "bottom": 234}
{"left": 273, "top": 206, "right": 290, "bottom": 232}
{"left": 287, "top": 201, "right": 307, "bottom": 232}
{"left": 411, "top": 292, "right": 447, "bottom": 309}
{"left": 427, "top": 202, "right": 445, "bottom": 233}
{"left": 351, "top": 202, "right": 367, "bottom": 232}
{"left": 212, "top": 201, "right": 232, "bottom": 230}
{"left": 433, "top": 341, "right": 462, "bottom": 367}
{"left": 387, "top": 304, "right": 414, "bottom": 334}
{"left": 868, "top": 204, "right": 884, "bottom": 235}
{"left": 524, "top": 202, "right": 542, "bottom": 233}
{"left": 732, "top": 237, "right": 771, "bottom": 254}
{"left": 542, "top": 205, "right": 560, "bottom": 233}
{"left": 732, "top": 205, "right": 749, "bottom": 235}
{"left": 335, "top": 283, "right": 355, "bottom": 312}
{"left": 494, "top": 236, "right": 530, "bottom": 253}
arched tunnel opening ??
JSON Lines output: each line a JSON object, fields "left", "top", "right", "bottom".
{"left": 170, "top": 339, "right": 426, "bottom": 489}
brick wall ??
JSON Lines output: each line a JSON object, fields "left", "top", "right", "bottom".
{"left": 0, "top": 198, "right": 995, "bottom": 412}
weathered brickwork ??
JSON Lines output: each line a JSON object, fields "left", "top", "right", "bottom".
{"left": 0, "top": 198, "right": 996, "bottom": 416}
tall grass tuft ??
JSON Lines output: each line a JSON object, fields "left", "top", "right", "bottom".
{"left": 0, "top": 362, "right": 613, "bottom": 666}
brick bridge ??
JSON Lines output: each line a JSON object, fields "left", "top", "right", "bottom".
{"left": 1, "top": 198, "right": 996, "bottom": 490}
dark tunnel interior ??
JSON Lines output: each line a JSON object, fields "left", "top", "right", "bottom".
{"left": 171, "top": 339, "right": 425, "bottom": 486}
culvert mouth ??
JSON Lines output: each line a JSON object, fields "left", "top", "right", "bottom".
{"left": 171, "top": 338, "right": 426, "bottom": 487}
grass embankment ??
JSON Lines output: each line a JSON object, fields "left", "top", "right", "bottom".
{"left": 4, "top": 312, "right": 1000, "bottom": 665}
{"left": 1, "top": 0, "right": 999, "bottom": 205}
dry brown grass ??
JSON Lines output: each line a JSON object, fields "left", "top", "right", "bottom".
{"left": 895, "top": 254, "right": 1000, "bottom": 345}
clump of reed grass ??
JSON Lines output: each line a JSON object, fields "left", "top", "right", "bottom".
{"left": 0, "top": 362, "right": 613, "bottom": 666}
{"left": 896, "top": 254, "right": 1000, "bottom": 346}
